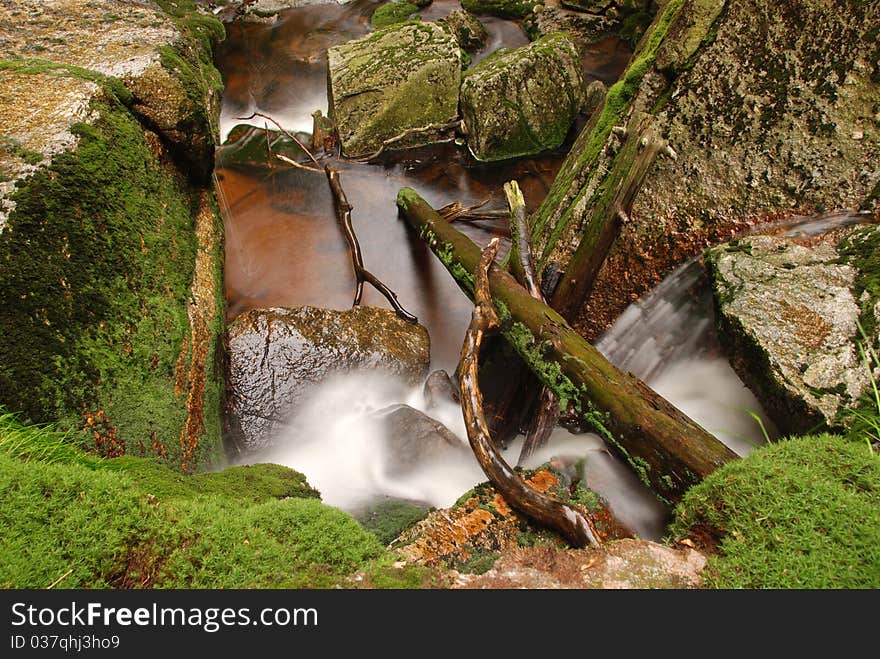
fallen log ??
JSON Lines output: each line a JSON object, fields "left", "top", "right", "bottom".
{"left": 397, "top": 187, "right": 738, "bottom": 503}
{"left": 459, "top": 237, "right": 599, "bottom": 548}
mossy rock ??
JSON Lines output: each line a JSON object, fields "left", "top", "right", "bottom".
{"left": 354, "top": 497, "right": 434, "bottom": 545}
{"left": 371, "top": 2, "right": 420, "bottom": 29}
{"left": 460, "top": 0, "right": 539, "bottom": 20}
{"left": 670, "top": 433, "right": 880, "bottom": 588}
{"left": 460, "top": 32, "right": 586, "bottom": 161}
{"left": 327, "top": 21, "right": 461, "bottom": 157}
{"left": 440, "top": 9, "right": 489, "bottom": 52}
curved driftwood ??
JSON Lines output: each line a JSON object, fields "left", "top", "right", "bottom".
{"left": 459, "top": 237, "right": 599, "bottom": 548}
{"left": 397, "top": 187, "right": 738, "bottom": 503}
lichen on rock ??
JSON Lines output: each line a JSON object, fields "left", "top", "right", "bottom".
{"left": 327, "top": 21, "right": 461, "bottom": 158}
{"left": 460, "top": 32, "right": 586, "bottom": 161}
{"left": 705, "top": 230, "right": 874, "bottom": 435}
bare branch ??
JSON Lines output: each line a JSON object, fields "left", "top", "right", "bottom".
{"left": 236, "top": 111, "right": 322, "bottom": 166}
{"left": 353, "top": 118, "right": 461, "bottom": 162}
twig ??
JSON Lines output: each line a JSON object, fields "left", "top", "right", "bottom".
{"left": 325, "top": 164, "right": 418, "bottom": 323}
{"left": 459, "top": 238, "right": 599, "bottom": 548}
{"left": 437, "top": 199, "right": 511, "bottom": 223}
{"left": 46, "top": 568, "right": 73, "bottom": 590}
{"left": 236, "top": 111, "right": 322, "bottom": 166}
{"left": 353, "top": 118, "right": 461, "bottom": 162}
{"left": 275, "top": 153, "right": 324, "bottom": 174}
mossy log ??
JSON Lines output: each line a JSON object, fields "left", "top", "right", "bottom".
{"left": 459, "top": 238, "right": 599, "bottom": 548}
{"left": 397, "top": 187, "right": 738, "bottom": 503}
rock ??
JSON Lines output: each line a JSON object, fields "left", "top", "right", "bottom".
{"left": 583, "top": 79, "right": 607, "bottom": 116}
{"left": 209, "top": 0, "right": 341, "bottom": 22}
{"left": 226, "top": 306, "right": 431, "bottom": 451}
{"left": 460, "top": 0, "right": 539, "bottom": 20}
{"left": 0, "top": 1, "right": 225, "bottom": 470}
{"left": 529, "top": 0, "right": 880, "bottom": 341}
{"left": 452, "top": 540, "right": 707, "bottom": 588}
{"left": 440, "top": 9, "right": 489, "bottom": 52}
{"left": 217, "top": 123, "right": 311, "bottom": 169}
{"left": 521, "top": 6, "right": 618, "bottom": 55}
{"left": 354, "top": 497, "right": 434, "bottom": 546}
{"left": 370, "top": 2, "right": 420, "bottom": 28}
{"left": 705, "top": 231, "right": 873, "bottom": 435}
{"left": 374, "top": 404, "right": 467, "bottom": 476}
{"left": 0, "top": 0, "right": 222, "bottom": 185}
{"left": 396, "top": 468, "right": 631, "bottom": 567}
{"left": 460, "top": 33, "right": 585, "bottom": 161}
{"left": 423, "top": 369, "right": 459, "bottom": 409}
{"left": 327, "top": 22, "right": 461, "bottom": 158}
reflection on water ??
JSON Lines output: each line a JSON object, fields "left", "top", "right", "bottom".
{"left": 214, "top": 0, "right": 632, "bottom": 371}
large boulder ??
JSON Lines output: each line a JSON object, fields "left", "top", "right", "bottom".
{"left": 327, "top": 21, "right": 461, "bottom": 158}
{"left": 0, "top": 0, "right": 225, "bottom": 470}
{"left": 226, "top": 306, "right": 431, "bottom": 451}
{"left": 705, "top": 227, "right": 879, "bottom": 435}
{"left": 521, "top": 6, "right": 619, "bottom": 55}
{"left": 373, "top": 404, "right": 468, "bottom": 477}
{"left": 530, "top": 0, "right": 880, "bottom": 340}
{"left": 440, "top": 9, "right": 489, "bottom": 53}
{"left": 460, "top": 32, "right": 586, "bottom": 161}
{"left": 460, "top": 0, "right": 539, "bottom": 20}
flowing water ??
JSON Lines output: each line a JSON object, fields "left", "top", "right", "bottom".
{"left": 213, "top": 2, "right": 829, "bottom": 541}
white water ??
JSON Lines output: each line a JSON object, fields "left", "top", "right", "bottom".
{"left": 246, "top": 258, "right": 777, "bottom": 541}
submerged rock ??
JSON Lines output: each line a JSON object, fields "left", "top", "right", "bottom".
{"left": 327, "top": 22, "right": 461, "bottom": 158}
{"left": 423, "top": 369, "right": 460, "bottom": 409}
{"left": 705, "top": 231, "right": 875, "bottom": 435}
{"left": 460, "top": 32, "right": 585, "bottom": 161}
{"left": 440, "top": 9, "right": 489, "bottom": 52}
{"left": 226, "top": 306, "right": 431, "bottom": 451}
{"left": 217, "top": 123, "right": 311, "bottom": 168}
{"left": 374, "top": 404, "right": 468, "bottom": 477}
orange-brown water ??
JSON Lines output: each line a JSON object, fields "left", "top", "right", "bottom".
{"left": 214, "top": 0, "right": 631, "bottom": 371}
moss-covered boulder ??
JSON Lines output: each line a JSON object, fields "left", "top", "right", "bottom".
{"left": 521, "top": 5, "right": 619, "bottom": 55}
{"left": 371, "top": 2, "right": 420, "bottom": 28}
{"left": 460, "top": 33, "right": 586, "bottom": 161}
{"left": 705, "top": 229, "right": 879, "bottom": 436}
{"left": 440, "top": 9, "right": 489, "bottom": 52}
{"left": 226, "top": 306, "right": 431, "bottom": 451}
{"left": 0, "top": 0, "right": 226, "bottom": 471}
{"left": 530, "top": 0, "right": 880, "bottom": 340}
{"left": 670, "top": 433, "right": 880, "bottom": 588}
{"left": 327, "top": 21, "right": 461, "bottom": 158}
{"left": 460, "top": 0, "right": 539, "bottom": 20}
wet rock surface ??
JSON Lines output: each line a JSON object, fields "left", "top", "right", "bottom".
{"left": 422, "top": 369, "right": 459, "bottom": 409}
{"left": 374, "top": 404, "right": 468, "bottom": 476}
{"left": 460, "top": 32, "right": 585, "bottom": 161}
{"left": 327, "top": 21, "right": 461, "bottom": 158}
{"left": 705, "top": 231, "right": 872, "bottom": 435}
{"left": 521, "top": 5, "right": 617, "bottom": 54}
{"left": 226, "top": 306, "right": 431, "bottom": 451}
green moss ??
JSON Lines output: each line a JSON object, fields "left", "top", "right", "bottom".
{"left": 670, "top": 433, "right": 880, "bottom": 588}
{"left": 0, "top": 58, "right": 134, "bottom": 106}
{"left": 371, "top": 2, "right": 420, "bottom": 28}
{"left": 456, "top": 550, "right": 501, "bottom": 574}
{"left": 531, "top": 0, "right": 688, "bottom": 260}
{"left": 0, "top": 97, "right": 214, "bottom": 467}
{"left": 355, "top": 498, "right": 433, "bottom": 545}
{"left": 0, "top": 421, "right": 383, "bottom": 588}
{"left": 460, "top": 0, "right": 538, "bottom": 19}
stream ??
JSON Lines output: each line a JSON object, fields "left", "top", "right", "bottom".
{"left": 213, "top": 1, "right": 816, "bottom": 541}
